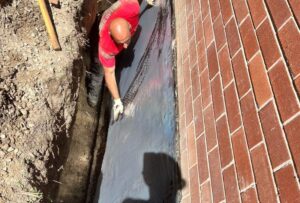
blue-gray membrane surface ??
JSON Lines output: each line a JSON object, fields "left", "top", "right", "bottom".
{"left": 95, "top": 1, "right": 185, "bottom": 202}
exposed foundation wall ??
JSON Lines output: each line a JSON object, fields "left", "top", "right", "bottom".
{"left": 174, "top": 0, "right": 300, "bottom": 202}
{"left": 81, "top": 0, "right": 98, "bottom": 34}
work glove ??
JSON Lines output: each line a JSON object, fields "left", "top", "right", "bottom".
{"left": 146, "top": 0, "right": 156, "bottom": 6}
{"left": 113, "top": 98, "right": 124, "bottom": 122}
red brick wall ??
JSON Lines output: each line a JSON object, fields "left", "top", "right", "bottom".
{"left": 174, "top": 0, "right": 300, "bottom": 202}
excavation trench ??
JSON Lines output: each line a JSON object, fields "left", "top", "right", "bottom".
{"left": 51, "top": 0, "right": 181, "bottom": 202}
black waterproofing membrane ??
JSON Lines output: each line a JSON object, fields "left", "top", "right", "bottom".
{"left": 94, "top": 0, "right": 185, "bottom": 202}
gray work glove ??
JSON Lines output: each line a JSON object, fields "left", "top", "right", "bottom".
{"left": 113, "top": 98, "right": 124, "bottom": 122}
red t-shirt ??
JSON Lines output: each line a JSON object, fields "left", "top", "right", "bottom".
{"left": 98, "top": 0, "right": 140, "bottom": 68}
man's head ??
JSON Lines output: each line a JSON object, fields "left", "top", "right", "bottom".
{"left": 109, "top": 18, "right": 131, "bottom": 49}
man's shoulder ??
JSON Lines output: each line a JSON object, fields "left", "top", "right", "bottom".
{"left": 99, "top": 0, "right": 139, "bottom": 31}
{"left": 122, "top": 0, "right": 139, "bottom": 4}
{"left": 104, "top": 0, "right": 139, "bottom": 16}
{"left": 99, "top": 0, "right": 122, "bottom": 31}
{"left": 99, "top": 33, "right": 118, "bottom": 56}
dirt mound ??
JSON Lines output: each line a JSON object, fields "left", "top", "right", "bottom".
{"left": 0, "top": 0, "right": 86, "bottom": 202}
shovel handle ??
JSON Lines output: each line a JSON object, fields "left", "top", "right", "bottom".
{"left": 38, "top": 0, "right": 61, "bottom": 50}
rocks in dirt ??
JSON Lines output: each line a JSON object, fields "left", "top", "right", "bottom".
{"left": 20, "top": 109, "right": 28, "bottom": 117}
{"left": 0, "top": 151, "right": 5, "bottom": 159}
{"left": 13, "top": 148, "right": 19, "bottom": 154}
{"left": 7, "top": 147, "right": 14, "bottom": 153}
{"left": 0, "top": 134, "right": 6, "bottom": 139}
{"left": 1, "top": 144, "right": 9, "bottom": 151}
{"left": 34, "top": 160, "right": 45, "bottom": 171}
{"left": 5, "top": 158, "right": 12, "bottom": 163}
{"left": 0, "top": 67, "right": 17, "bottom": 79}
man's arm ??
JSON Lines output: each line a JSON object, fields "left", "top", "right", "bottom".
{"left": 103, "top": 66, "right": 124, "bottom": 121}
{"left": 103, "top": 66, "right": 120, "bottom": 100}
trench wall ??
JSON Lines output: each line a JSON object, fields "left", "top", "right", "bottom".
{"left": 174, "top": 0, "right": 300, "bottom": 202}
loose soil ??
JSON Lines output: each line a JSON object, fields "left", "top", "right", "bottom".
{"left": 0, "top": 0, "right": 86, "bottom": 202}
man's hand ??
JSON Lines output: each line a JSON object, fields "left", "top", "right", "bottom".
{"left": 146, "top": 0, "right": 156, "bottom": 6}
{"left": 113, "top": 98, "right": 124, "bottom": 121}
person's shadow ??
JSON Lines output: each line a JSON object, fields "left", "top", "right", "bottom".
{"left": 122, "top": 153, "right": 186, "bottom": 203}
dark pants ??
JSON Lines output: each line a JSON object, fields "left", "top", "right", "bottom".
{"left": 86, "top": 58, "right": 104, "bottom": 107}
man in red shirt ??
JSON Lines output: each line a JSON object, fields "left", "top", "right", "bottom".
{"left": 87, "top": 0, "right": 154, "bottom": 121}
